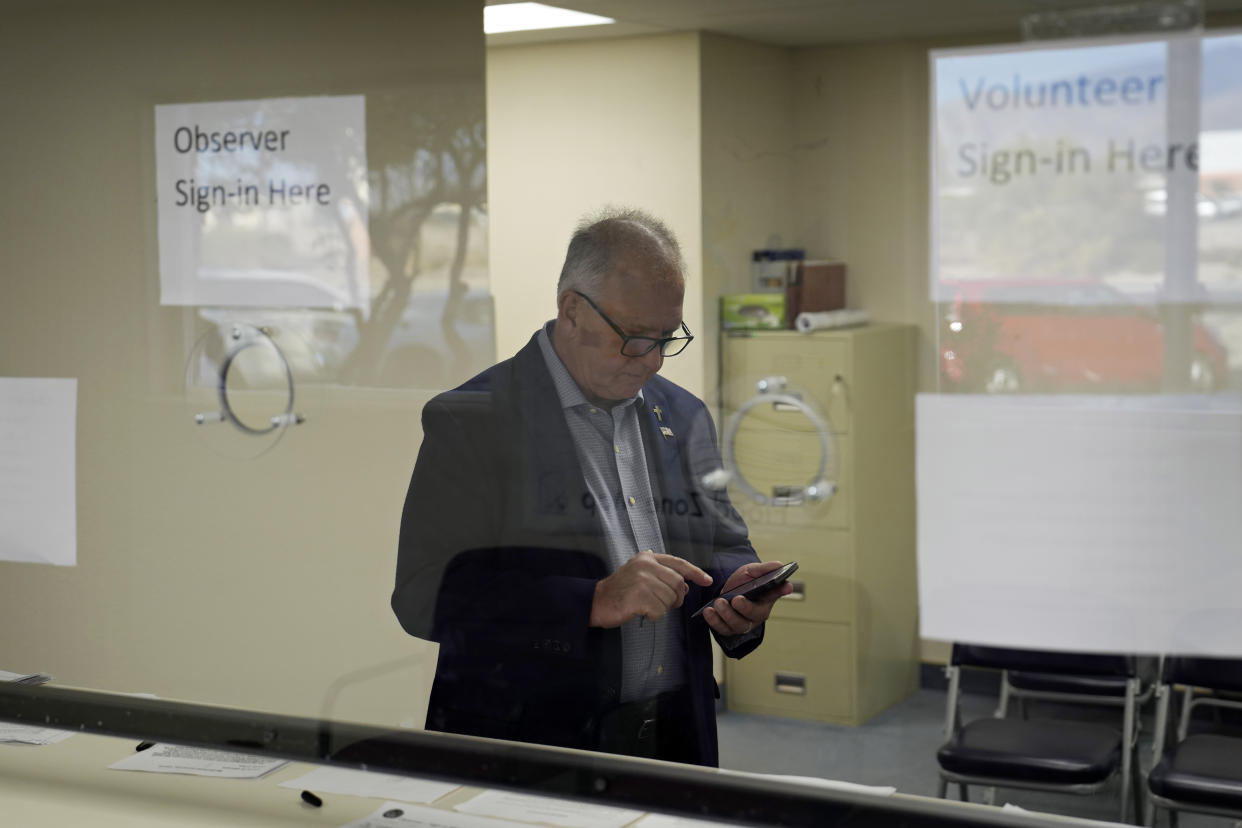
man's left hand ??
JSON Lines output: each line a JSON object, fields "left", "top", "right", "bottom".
{"left": 701, "top": 560, "right": 794, "bottom": 637}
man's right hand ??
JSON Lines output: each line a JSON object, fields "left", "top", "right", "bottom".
{"left": 589, "top": 550, "right": 713, "bottom": 628}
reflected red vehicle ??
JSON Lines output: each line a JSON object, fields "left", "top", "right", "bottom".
{"left": 939, "top": 280, "right": 1228, "bottom": 393}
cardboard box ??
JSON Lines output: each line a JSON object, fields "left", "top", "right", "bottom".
{"left": 721, "top": 293, "right": 786, "bottom": 329}
{"left": 785, "top": 260, "right": 846, "bottom": 328}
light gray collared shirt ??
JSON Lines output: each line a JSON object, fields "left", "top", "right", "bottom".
{"left": 537, "top": 323, "right": 686, "bottom": 702}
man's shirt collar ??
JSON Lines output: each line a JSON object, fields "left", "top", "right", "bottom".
{"left": 536, "top": 321, "right": 643, "bottom": 412}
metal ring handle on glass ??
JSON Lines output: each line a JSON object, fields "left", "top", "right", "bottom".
{"left": 215, "top": 328, "right": 297, "bottom": 436}
{"left": 718, "top": 377, "right": 836, "bottom": 506}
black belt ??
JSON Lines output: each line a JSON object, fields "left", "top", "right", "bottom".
{"left": 598, "top": 687, "right": 692, "bottom": 760}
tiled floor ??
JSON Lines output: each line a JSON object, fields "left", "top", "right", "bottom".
{"left": 716, "top": 688, "right": 1235, "bottom": 827}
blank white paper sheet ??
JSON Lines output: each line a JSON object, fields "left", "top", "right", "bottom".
{"left": 0, "top": 378, "right": 77, "bottom": 566}
{"left": 917, "top": 393, "right": 1242, "bottom": 656}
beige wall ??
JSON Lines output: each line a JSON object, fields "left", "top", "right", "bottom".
{"left": 0, "top": 0, "right": 484, "bottom": 726}
{"left": 484, "top": 38, "right": 705, "bottom": 397}
{"left": 699, "top": 34, "right": 800, "bottom": 405}
{"left": 486, "top": 33, "right": 705, "bottom": 395}
{"left": 788, "top": 42, "right": 944, "bottom": 662}
{"left": 791, "top": 41, "right": 944, "bottom": 395}
{"left": 487, "top": 30, "right": 805, "bottom": 402}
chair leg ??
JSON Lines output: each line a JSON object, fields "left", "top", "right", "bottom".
{"left": 1142, "top": 798, "right": 1156, "bottom": 827}
{"left": 995, "top": 673, "right": 1010, "bottom": 718}
{"left": 1168, "top": 810, "right": 1178, "bottom": 828}
{"left": 958, "top": 783, "right": 969, "bottom": 802}
{"left": 1119, "top": 762, "right": 1131, "bottom": 823}
{"left": 936, "top": 777, "right": 947, "bottom": 799}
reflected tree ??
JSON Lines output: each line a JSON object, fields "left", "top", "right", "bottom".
{"left": 339, "top": 88, "right": 487, "bottom": 387}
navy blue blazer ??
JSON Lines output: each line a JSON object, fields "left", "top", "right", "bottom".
{"left": 392, "top": 332, "right": 761, "bottom": 766}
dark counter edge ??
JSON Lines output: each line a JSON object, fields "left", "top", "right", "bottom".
{"left": 2, "top": 681, "right": 1049, "bottom": 828}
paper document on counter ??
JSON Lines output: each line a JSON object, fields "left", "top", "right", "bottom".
{"left": 280, "top": 765, "right": 458, "bottom": 803}
{"left": 0, "top": 670, "right": 51, "bottom": 685}
{"left": 109, "top": 743, "right": 287, "bottom": 777}
{"left": 455, "top": 790, "right": 642, "bottom": 828}
{"left": 343, "top": 801, "right": 529, "bottom": 828}
{"left": 632, "top": 815, "right": 733, "bottom": 828}
{"left": 0, "top": 723, "right": 74, "bottom": 745}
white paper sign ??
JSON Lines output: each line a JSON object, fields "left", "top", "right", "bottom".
{"left": 0, "top": 378, "right": 76, "bottom": 566}
{"left": 931, "top": 32, "right": 1242, "bottom": 306}
{"left": 917, "top": 393, "right": 1242, "bottom": 656}
{"left": 155, "top": 95, "right": 369, "bottom": 309}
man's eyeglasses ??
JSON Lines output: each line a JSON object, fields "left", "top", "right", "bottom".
{"left": 573, "top": 290, "right": 694, "bottom": 358}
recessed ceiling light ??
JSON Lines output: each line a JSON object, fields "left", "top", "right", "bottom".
{"left": 484, "top": 3, "right": 615, "bottom": 35}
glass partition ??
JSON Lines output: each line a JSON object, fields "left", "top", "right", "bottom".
{"left": 4, "top": 2, "right": 1242, "bottom": 827}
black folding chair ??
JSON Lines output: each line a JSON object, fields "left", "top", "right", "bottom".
{"left": 1144, "top": 655, "right": 1242, "bottom": 827}
{"left": 937, "top": 644, "right": 1142, "bottom": 823}
{"left": 996, "top": 656, "right": 1160, "bottom": 720}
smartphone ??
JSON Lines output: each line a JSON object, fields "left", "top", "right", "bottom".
{"left": 690, "top": 561, "right": 798, "bottom": 619}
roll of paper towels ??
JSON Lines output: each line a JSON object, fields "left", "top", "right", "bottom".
{"left": 795, "top": 309, "right": 870, "bottom": 332}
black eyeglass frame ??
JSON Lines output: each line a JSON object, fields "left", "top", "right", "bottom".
{"left": 572, "top": 290, "right": 694, "bottom": 357}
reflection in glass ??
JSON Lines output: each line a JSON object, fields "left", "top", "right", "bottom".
{"left": 340, "top": 92, "right": 492, "bottom": 390}
{"left": 932, "top": 33, "right": 1242, "bottom": 308}
{"left": 176, "top": 90, "right": 495, "bottom": 393}
{"left": 937, "top": 282, "right": 1231, "bottom": 394}
{"left": 184, "top": 321, "right": 305, "bottom": 458}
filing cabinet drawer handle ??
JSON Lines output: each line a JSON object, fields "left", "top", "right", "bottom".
{"left": 771, "top": 485, "right": 804, "bottom": 507}
{"left": 786, "top": 580, "right": 805, "bottom": 601}
{"left": 774, "top": 672, "right": 807, "bottom": 695}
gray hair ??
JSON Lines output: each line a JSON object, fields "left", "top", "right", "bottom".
{"left": 556, "top": 206, "right": 685, "bottom": 300}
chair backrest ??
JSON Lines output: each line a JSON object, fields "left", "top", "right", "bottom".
{"left": 952, "top": 643, "right": 1134, "bottom": 678}
{"left": 1163, "top": 656, "right": 1242, "bottom": 693}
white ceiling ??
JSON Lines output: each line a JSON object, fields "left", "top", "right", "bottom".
{"left": 485, "top": 0, "right": 1242, "bottom": 47}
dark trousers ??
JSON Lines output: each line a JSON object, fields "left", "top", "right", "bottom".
{"left": 597, "top": 687, "right": 698, "bottom": 763}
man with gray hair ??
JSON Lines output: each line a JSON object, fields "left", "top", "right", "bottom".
{"left": 392, "top": 206, "right": 789, "bottom": 765}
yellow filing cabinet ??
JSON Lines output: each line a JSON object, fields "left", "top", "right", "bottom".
{"left": 721, "top": 324, "right": 918, "bottom": 725}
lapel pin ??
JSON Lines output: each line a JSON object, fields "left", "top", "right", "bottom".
{"left": 652, "top": 405, "right": 664, "bottom": 422}
{"left": 660, "top": 426, "right": 675, "bottom": 439}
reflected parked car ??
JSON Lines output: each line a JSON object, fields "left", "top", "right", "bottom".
{"left": 939, "top": 280, "right": 1228, "bottom": 393}
{"left": 1142, "top": 189, "right": 1241, "bottom": 220}
{"left": 198, "top": 288, "right": 495, "bottom": 391}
